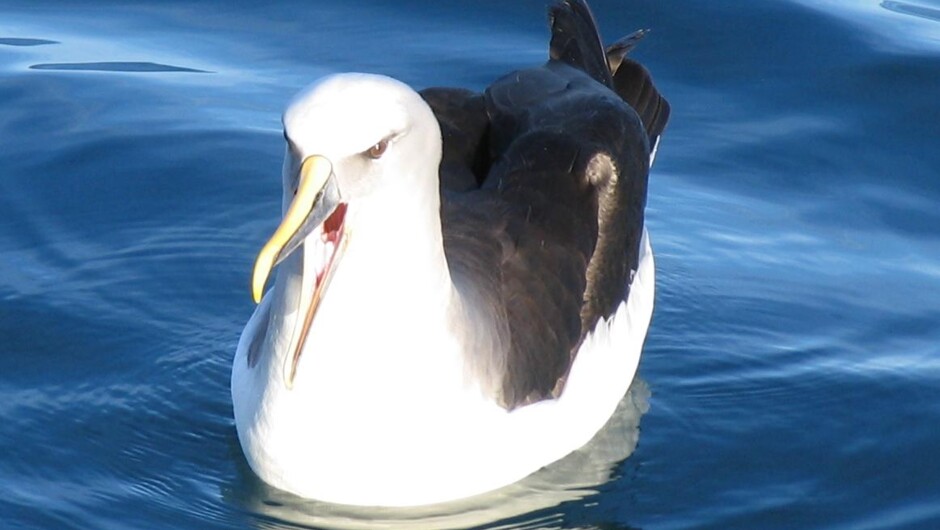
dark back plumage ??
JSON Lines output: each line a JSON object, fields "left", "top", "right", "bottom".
{"left": 422, "top": 0, "right": 669, "bottom": 409}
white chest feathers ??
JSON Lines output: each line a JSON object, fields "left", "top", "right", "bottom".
{"left": 232, "top": 229, "right": 655, "bottom": 506}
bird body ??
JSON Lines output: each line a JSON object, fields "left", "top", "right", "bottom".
{"left": 233, "top": 0, "right": 669, "bottom": 507}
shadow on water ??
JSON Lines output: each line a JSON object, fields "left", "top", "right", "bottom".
{"left": 881, "top": 0, "right": 940, "bottom": 22}
{"left": 0, "top": 37, "right": 59, "bottom": 46}
{"left": 223, "top": 380, "right": 650, "bottom": 530}
{"left": 29, "top": 62, "right": 210, "bottom": 73}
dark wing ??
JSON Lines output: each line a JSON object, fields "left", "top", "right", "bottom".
{"left": 420, "top": 87, "right": 490, "bottom": 191}
{"left": 428, "top": 0, "right": 670, "bottom": 409}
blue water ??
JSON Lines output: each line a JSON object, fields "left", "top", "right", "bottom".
{"left": 2, "top": 0, "right": 940, "bottom": 528}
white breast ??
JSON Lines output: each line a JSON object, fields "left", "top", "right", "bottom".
{"left": 232, "top": 229, "right": 654, "bottom": 506}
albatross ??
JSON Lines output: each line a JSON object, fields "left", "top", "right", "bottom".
{"left": 232, "top": 0, "right": 669, "bottom": 507}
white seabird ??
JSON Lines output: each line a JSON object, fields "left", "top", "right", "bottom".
{"left": 232, "top": 0, "right": 669, "bottom": 507}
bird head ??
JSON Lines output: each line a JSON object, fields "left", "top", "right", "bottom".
{"left": 250, "top": 73, "right": 442, "bottom": 386}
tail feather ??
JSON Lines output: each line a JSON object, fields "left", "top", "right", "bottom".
{"left": 549, "top": 1, "right": 670, "bottom": 150}
{"left": 605, "top": 29, "right": 648, "bottom": 75}
{"left": 548, "top": 0, "right": 612, "bottom": 87}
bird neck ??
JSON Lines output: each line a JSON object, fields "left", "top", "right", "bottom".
{"left": 277, "top": 172, "right": 470, "bottom": 399}
{"left": 345, "top": 181, "right": 452, "bottom": 302}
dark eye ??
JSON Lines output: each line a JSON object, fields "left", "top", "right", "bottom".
{"left": 366, "top": 139, "right": 388, "bottom": 159}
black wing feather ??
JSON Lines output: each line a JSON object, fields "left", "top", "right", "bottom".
{"left": 420, "top": 87, "right": 490, "bottom": 191}
{"left": 429, "top": 0, "right": 669, "bottom": 409}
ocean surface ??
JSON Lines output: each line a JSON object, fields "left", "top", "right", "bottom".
{"left": 2, "top": 0, "right": 940, "bottom": 528}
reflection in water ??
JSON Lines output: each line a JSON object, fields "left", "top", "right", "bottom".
{"left": 29, "top": 62, "right": 209, "bottom": 73}
{"left": 226, "top": 380, "right": 650, "bottom": 530}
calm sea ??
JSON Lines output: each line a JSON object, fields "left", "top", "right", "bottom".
{"left": 2, "top": 0, "right": 939, "bottom": 528}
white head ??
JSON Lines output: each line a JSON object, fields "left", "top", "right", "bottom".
{"left": 282, "top": 73, "right": 442, "bottom": 206}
